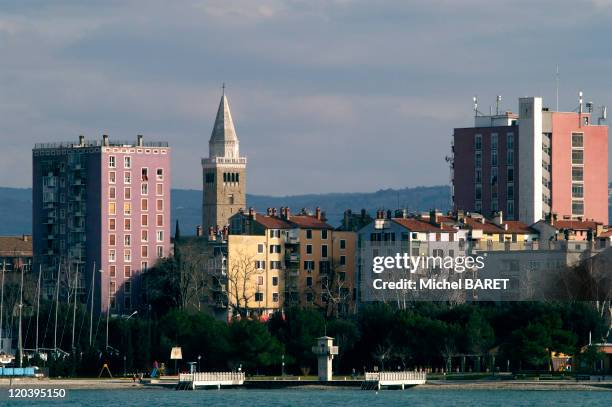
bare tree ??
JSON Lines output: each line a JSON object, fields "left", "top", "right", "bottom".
{"left": 226, "top": 249, "right": 262, "bottom": 317}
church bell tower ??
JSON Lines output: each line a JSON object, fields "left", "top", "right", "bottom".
{"left": 202, "top": 87, "right": 247, "bottom": 232}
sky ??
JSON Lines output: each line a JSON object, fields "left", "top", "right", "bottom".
{"left": 1, "top": 0, "right": 612, "bottom": 195}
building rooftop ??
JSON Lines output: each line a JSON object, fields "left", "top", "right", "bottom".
{"left": 34, "top": 135, "right": 168, "bottom": 150}
{"left": 0, "top": 235, "right": 33, "bottom": 256}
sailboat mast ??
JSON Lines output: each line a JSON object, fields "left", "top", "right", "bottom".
{"left": 71, "top": 261, "right": 78, "bottom": 351}
{"left": 89, "top": 261, "right": 95, "bottom": 347}
{"left": 0, "top": 260, "right": 4, "bottom": 346}
{"left": 18, "top": 263, "right": 24, "bottom": 367}
{"left": 54, "top": 262, "right": 61, "bottom": 352}
{"left": 36, "top": 264, "right": 41, "bottom": 353}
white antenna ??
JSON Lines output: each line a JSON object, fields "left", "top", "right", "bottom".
{"left": 496, "top": 95, "right": 502, "bottom": 115}
{"left": 473, "top": 96, "right": 478, "bottom": 116}
{"left": 555, "top": 65, "right": 559, "bottom": 111}
{"left": 578, "top": 90, "right": 583, "bottom": 114}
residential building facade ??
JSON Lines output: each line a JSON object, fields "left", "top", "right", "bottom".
{"left": 32, "top": 135, "right": 171, "bottom": 314}
{"left": 453, "top": 95, "right": 608, "bottom": 225}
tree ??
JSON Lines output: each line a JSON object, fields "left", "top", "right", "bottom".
{"left": 226, "top": 249, "right": 262, "bottom": 317}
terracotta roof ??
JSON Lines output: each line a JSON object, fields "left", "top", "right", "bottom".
{"left": 552, "top": 220, "right": 601, "bottom": 231}
{"left": 503, "top": 221, "right": 536, "bottom": 234}
{"left": 287, "top": 215, "right": 333, "bottom": 230}
{"left": 392, "top": 218, "right": 456, "bottom": 233}
{"left": 253, "top": 215, "right": 293, "bottom": 230}
{"left": 598, "top": 230, "right": 612, "bottom": 238}
{"left": 0, "top": 236, "right": 33, "bottom": 256}
{"left": 462, "top": 217, "right": 505, "bottom": 234}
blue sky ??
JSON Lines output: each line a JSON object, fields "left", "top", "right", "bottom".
{"left": 1, "top": 0, "right": 611, "bottom": 195}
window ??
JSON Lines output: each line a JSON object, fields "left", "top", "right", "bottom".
{"left": 124, "top": 171, "right": 131, "bottom": 184}
{"left": 475, "top": 169, "right": 482, "bottom": 183}
{"left": 269, "top": 229, "right": 280, "bottom": 238}
{"left": 141, "top": 230, "right": 148, "bottom": 242}
{"left": 156, "top": 246, "right": 163, "bottom": 258}
{"left": 156, "top": 199, "right": 163, "bottom": 211}
{"left": 507, "top": 150, "right": 514, "bottom": 166}
{"left": 109, "top": 249, "right": 116, "bottom": 262}
{"left": 156, "top": 214, "right": 163, "bottom": 227}
{"left": 109, "top": 202, "right": 116, "bottom": 215}
{"left": 475, "top": 152, "right": 482, "bottom": 168}
{"left": 270, "top": 261, "right": 281, "bottom": 269}
{"left": 141, "top": 183, "right": 148, "bottom": 195}
{"left": 321, "top": 245, "right": 328, "bottom": 258}
{"left": 141, "top": 245, "right": 148, "bottom": 257}
{"left": 124, "top": 265, "right": 131, "bottom": 278}
{"left": 156, "top": 183, "right": 163, "bottom": 196}
{"left": 572, "top": 150, "right": 583, "bottom": 165}
{"left": 257, "top": 276, "right": 264, "bottom": 285}
{"left": 255, "top": 260, "right": 265, "bottom": 269}
{"left": 124, "top": 249, "right": 131, "bottom": 262}
{"left": 572, "top": 167, "right": 583, "bottom": 181}
{"left": 258, "top": 244, "right": 264, "bottom": 253}
{"left": 125, "top": 281, "right": 131, "bottom": 293}
{"left": 306, "top": 229, "right": 312, "bottom": 239}
{"left": 340, "top": 255, "right": 346, "bottom": 266}
{"left": 109, "top": 218, "right": 116, "bottom": 231}
{"left": 109, "top": 234, "right": 116, "bottom": 246}
{"left": 141, "top": 261, "right": 148, "bottom": 272}
{"left": 156, "top": 168, "right": 163, "bottom": 181}
{"left": 255, "top": 292, "right": 263, "bottom": 302}
{"left": 124, "top": 218, "right": 131, "bottom": 231}
{"left": 340, "top": 239, "right": 346, "bottom": 249}
{"left": 306, "top": 293, "right": 313, "bottom": 302}
{"left": 141, "top": 214, "right": 148, "bottom": 226}
{"left": 124, "top": 202, "right": 131, "bottom": 215}
{"left": 110, "top": 281, "right": 116, "bottom": 294}
{"left": 109, "top": 156, "right": 116, "bottom": 168}
{"left": 269, "top": 244, "right": 281, "bottom": 254}
{"left": 109, "top": 265, "right": 116, "bottom": 277}
{"left": 572, "top": 133, "right": 583, "bottom": 148}
{"left": 141, "top": 198, "right": 148, "bottom": 211}
{"left": 306, "top": 277, "right": 313, "bottom": 287}
{"left": 141, "top": 168, "right": 148, "bottom": 181}
{"left": 156, "top": 230, "right": 163, "bottom": 242}
{"left": 306, "top": 244, "right": 313, "bottom": 254}
{"left": 507, "top": 133, "right": 514, "bottom": 149}
{"left": 507, "top": 168, "right": 514, "bottom": 183}
{"left": 304, "top": 260, "right": 315, "bottom": 271}
{"left": 109, "top": 187, "right": 116, "bottom": 199}
{"left": 272, "top": 292, "right": 279, "bottom": 302}
{"left": 572, "top": 183, "right": 584, "bottom": 198}
{"left": 475, "top": 134, "right": 482, "bottom": 150}
{"left": 124, "top": 234, "right": 131, "bottom": 246}
{"left": 491, "top": 133, "right": 498, "bottom": 150}
{"left": 124, "top": 187, "right": 131, "bottom": 200}
{"left": 272, "top": 277, "right": 278, "bottom": 286}
{"left": 124, "top": 156, "right": 131, "bottom": 169}
{"left": 321, "top": 229, "right": 328, "bottom": 239}
{"left": 572, "top": 200, "right": 584, "bottom": 215}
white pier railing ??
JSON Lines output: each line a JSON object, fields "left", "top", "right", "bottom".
{"left": 363, "top": 371, "right": 426, "bottom": 389}
{"left": 179, "top": 372, "right": 245, "bottom": 388}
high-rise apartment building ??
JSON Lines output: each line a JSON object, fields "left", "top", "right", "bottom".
{"left": 32, "top": 135, "right": 171, "bottom": 314}
{"left": 202, "top": 90, "right": 247, "bottom": 232}
{"left": 452, "top": 95, "right": 608, "bottom": 225}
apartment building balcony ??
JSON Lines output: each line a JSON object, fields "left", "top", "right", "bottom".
{"left": 284, "top": 252, "right": 300, "bottom": 263}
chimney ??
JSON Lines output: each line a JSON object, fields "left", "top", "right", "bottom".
{"left": 137, "top": 134, "right": 144, "bottom": 146}
{"left": 386, "top": 209, "right": 392, "bottom": 219}
{"left": 493, "top": 211, "right": 503, "bottom": 226}
{"left": 249, "top": 207, "right": 256, "bottom": 219}
{"left": 480, "top": 217, "right": 485, "bottom": 224}
{"left": 102, "top": 134, "right": 109, "bottom": 146}
{"left": 222, "top": 225, "right": 229, "bottom": 241}
{"left": 272, "top": 208, "right": 278, "bottom": 217}
{"left": 196, "top": 225, "right": 202, "bottom": 236}
{"left": 504, "top": 223, "right": 508, "bottom": 231}
{"left": 267, "top": 208, "right": 272, "bottom": 216}
{"left": 285, "top": 207, "right": 291, "bottom": 220}
{"left": 78, "top": 135, "right": 85, "bottom": 147}
{"left": 316, "top": 207, "right": 321, "bottom": 220}
{"left": 22, "top": 235, "right": 29, "bottom": 242}
{"left": 280, "top": 207, "right": 286, "bottom": 219}
{"left": 208, "top": 226, "right": 214, "bottom": 240}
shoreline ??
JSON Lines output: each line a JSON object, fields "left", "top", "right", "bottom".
{"left": 1, "top": 378, "right": 611, "bottom": 391}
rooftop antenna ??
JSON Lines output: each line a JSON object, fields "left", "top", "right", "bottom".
{"left": 473, "top": 96, "right": 479, "bottom": 117}
{"left": 221, "top": 82, "right": 226, "bottom": 96}
{"left": 578, "top": 90, "right": 583, "bottom": 128}
{"left": 496, "top": 95, "right": 502, "bottom": 115}
{"left": 599, "top": 106, "right": 607, "bottom": 125}
{"left": 555, "top": 65, "right": 559, "bottom": 111}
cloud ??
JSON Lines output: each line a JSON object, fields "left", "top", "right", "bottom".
{"left": 0, "top": 0, "right": 611, "bottom": 195}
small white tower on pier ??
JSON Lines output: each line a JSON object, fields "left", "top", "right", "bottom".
{"left": 312, "top": 336, "right": 339, "bottom": 381}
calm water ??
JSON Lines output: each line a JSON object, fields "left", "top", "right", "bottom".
{"left": 4, "top": 388, "right": 611, "bottom": 406}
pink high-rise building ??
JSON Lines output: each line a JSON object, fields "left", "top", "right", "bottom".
{"left": 33, "top": 135, "right": 171, "bottom": 314}
{"left": 453, "top": 95, "right": 608, "bottom": 225}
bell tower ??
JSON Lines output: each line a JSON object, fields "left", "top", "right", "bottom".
{"left": 202, "top": 87, "right": 247, "bottom": 232}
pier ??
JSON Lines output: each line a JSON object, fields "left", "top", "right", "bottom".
{"left": 361, "top": 371, "right": 427, "bottom": 390}
{"left": 176, "top": 372, "right": 245, "bottom": 390}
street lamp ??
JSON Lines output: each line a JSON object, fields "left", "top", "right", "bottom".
{"left": 125, "top": 310, "right": 138, "bottom": 320}
{"left": 198, "top": 355, "right": 202, "bottom": 373}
